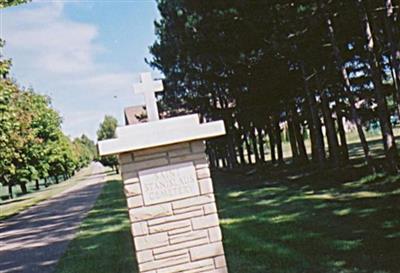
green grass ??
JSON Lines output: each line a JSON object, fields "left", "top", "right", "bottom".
{"left": 55, "top": 166, "right": 400, "bottom": 273}
{"left": 0, "top": 167, "right": 92, "bottom": 221}
{"left": 53, "top": 131, "right": 400, "bottom": 272}
{"left": 55, "top": 174, "right": 137, "bottom": 273}
{"left": 246, "top": 126, "right": 400, "bottom": 164}
{"left": 214, "top": 165, "right": 400, "bottom": 273}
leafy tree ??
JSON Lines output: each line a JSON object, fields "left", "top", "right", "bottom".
{"left": 0, "top": 80, "right": 24, "bottom": 196}
{"left": 23, "top": 91, "right": 61, "bottom": 189}
{"left": 0, "top": 61, "right": 85, "bottom": 197}
{"left": 0, "top": 0, "right": 29, "bottom": 9}
{"left": 0, "top": 0, "right": 91, "bottom": 198}
{"left": 97, "top": 115, "right": 119, "bottom": 173}
{"left": 73, "top": 134, "right": 97, "bottom": 169}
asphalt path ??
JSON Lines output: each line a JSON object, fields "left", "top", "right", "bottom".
{"left": 0, "top": 162, "right": 107, "bottom": 273}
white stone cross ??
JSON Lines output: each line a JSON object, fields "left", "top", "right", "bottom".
{"left": 133, "top": 72, "right": 164, "bottom": 121}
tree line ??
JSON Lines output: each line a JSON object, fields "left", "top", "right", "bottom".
{"left": 149, "top": 0, "right": 400, "bottom": 173}
{"left": 0, "top": 44, "right": 97, "bottom": 199}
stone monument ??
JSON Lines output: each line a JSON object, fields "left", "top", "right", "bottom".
{"left": 98, "top": 72, "right": 228, "bottom": 273}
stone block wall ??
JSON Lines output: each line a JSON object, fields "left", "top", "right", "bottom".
{"left": 119, "top": 141, "right": 228, "bottom": 273}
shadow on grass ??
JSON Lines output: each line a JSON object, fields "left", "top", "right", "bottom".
{"left": 0, "top": 196, "right": 30, "bottom": 205}
{"left": 214, "top": 166, "right": 400, "bottom": 273}
{"left": 0, "top": 170, "right": 107, "bottom": 273}
{"left": 55, "top": 179, "right": 137, "bottom": 273}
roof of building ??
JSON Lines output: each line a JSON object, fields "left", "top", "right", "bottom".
{"left": 124, "top": 105, "right": 147, "bottom": 125}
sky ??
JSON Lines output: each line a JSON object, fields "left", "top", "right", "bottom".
{"left": 1, "top": 0, "right": 161, "bottom": 141}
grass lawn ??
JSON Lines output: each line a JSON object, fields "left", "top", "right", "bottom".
{"left": 54, "top": 166, "right": 400, "bottom": 273}
{"left": 0, "top": 166, "right": 93, "bottom": 221}
{"left": 55, "top": 174, "right": 137, "bottom": 273}
{"left": 248, "top": 127, "right": 400, "bottom": 164}
{"left": 53, "top": 133, "right": 400, "bottom": 273}
{"left": 215, "top": 165, "right": 400, "bottom": 273}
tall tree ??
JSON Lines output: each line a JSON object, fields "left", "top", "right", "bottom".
{"left": 149, "top": 0, "right": 400, "bottom": 173}
{"left": 358, "top": 0, "right": 398, "bottom": 172}
{"left": 318, "top": 0, "right": 373, "bottom": 166}
{"left": 97, "top": 115, "right": 119, "bottom": 173}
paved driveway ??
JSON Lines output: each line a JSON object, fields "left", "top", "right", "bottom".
{"left": 0, "top": 162, "right": 106, "bottom": 273}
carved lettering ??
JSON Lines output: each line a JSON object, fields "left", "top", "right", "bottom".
{"left": 139, "top": 162, "right": 200, "bottom": 205}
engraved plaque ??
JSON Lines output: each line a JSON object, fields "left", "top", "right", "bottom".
{"left": 139, "top": 162, "right": 199, "bottom": 205}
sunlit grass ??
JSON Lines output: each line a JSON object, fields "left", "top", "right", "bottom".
{"left": 214, "top": 169, "right": 400, "bottom": 273}
{"left": 55, "top": 174, "right": 137, "bottom": 273}
{"left": 52, "top": 166, "right": 400, "bottom": 273}
{"left": 0, "top": 167, "right": 92, "bottom": 221}
{"left": 52, "top": 130, "right": 400, "bottom": 273}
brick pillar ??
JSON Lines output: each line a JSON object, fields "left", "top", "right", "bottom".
{"left": 119, "top": 140, "right": 228, "bottom": 273}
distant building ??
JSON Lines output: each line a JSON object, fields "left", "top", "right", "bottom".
{"left": 124, "top": 105, "right": 180, "bottom": 125}
{"left": 124, "top": 105, "right": 147, "bottom": 125}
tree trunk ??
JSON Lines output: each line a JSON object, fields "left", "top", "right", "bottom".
{"left": 20, "top": 183, "right": 28, "bottom": 194}
{"left": 223, "top": 145, "right": 229, "bottom": 169}
{"left": 268, "top": 133, "right": 276, "bottom": 163}
{"left": 301, "top": 61, "right": 325, "bottom": 166}
{"left": 221, "top": 151, "right": 228, "bottom": 168}
{"left": 321, "top": 2, "right": 372, "bottom": 167}
{"left": 320, "top": 89, "right": 341, "bottom": 166}
{"left": 227, "top": 134, "right": 237, "bottom": 168}
{"left": 354, "top": 106, "right": 373, "bottom": 163}
{"left": 250, "top": 125, "right": 260, "bottom": 164}
{"left": 219, "top": 147, "right": 226, "bottom": 168}
{"left": 257, "top": 127, "right": 266, "bottom": 162}
{"left": 55, "top": 176, "right": 59, "bottom": 184}
{"left": 44, "top": 177, "right": 49, "bottom": 187}
{"left": 224, "top": 118, "right": 237, "bottom": 169}
{"left": 207, "top": 144, "right": 215, "bottom": 168}
{"left": 390, "top": 61, "right": 400, "bottom": 116}
{"left": 266, "top": 118, "right": 276, "bottom": 163}
{"left": 244, "top": 133, "right": 252, "bottom": 164}
{"left": 334, "top": 99, "right": 349, "bottom": 162}
{"left": 287, "top": 110, "right": 299, "bottom": 162}
{"left": 212, "top": 149, "right": 219, "bottom": 168}
{"left": 292, "top": 106, "right": 309, "bottom": 163}
{"left": 35, "top": 179, "right": 40, "bottom": 190}
{"left": 237, "top": 134, "right": 246, "bottom": 165}
{"left": 8, "top": 184, "right": 13, "bottom": 199}
{"left": 308, "top": 118, "right": 317, "bottom": 163}
{"left": 212, "top": 146, "right": 219, "bottom": 168}
{"left": 359, "top": 0, "right": 398, "bottom": 172}
{"left": 385, "top": 0, "right": 400, "bottom": 115}
{"left": 273, "top": 114, "right": 284, "bottom": 164}
{"left": 206, "top": 144, "right": 214, "bottom": 168}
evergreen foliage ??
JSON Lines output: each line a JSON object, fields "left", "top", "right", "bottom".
{"left": 149, "top": 0, "right": 400, "bottom": 172}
